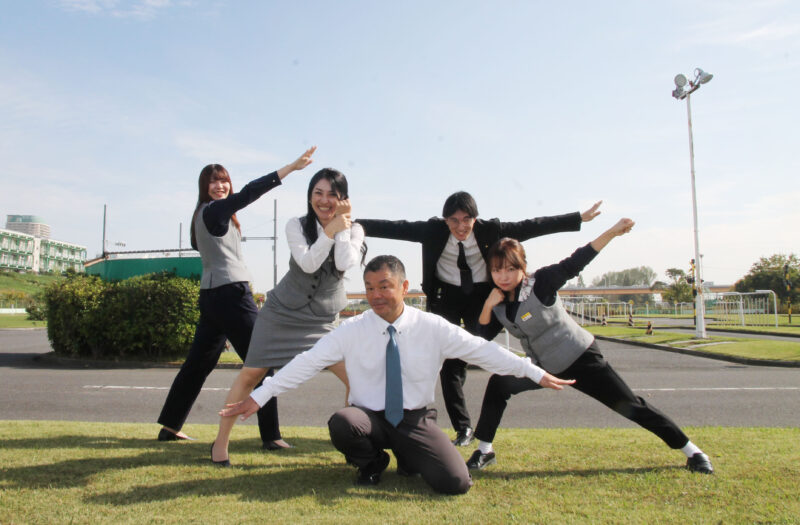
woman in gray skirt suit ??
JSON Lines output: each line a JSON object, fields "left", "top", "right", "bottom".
{"left": 211, "top": 168, "right": 365, "bottom": 465}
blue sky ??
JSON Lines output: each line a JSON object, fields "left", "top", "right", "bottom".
{"left": 1, "top": 0, "right": 797, "bottom": 292}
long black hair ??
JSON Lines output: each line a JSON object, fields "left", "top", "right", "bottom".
{"left": 301, "top": 168, "right": 367, "bottom": 274}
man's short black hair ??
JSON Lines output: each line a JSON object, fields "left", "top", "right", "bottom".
{"left": 364, "top": 255, "right": 406, "bottom": 281}
{"left": 442, "top": 191, "right": 479, "bottom": 219}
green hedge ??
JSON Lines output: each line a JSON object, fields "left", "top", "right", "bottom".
{"left": 45, "top": 273, "right": 200, "bottom": 360}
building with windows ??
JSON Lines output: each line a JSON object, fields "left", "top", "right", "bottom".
{"left": 5, "top": 215, "right": 51, "bottom": 239}
{"left": 0, "top": 224, "right": 87, "bottom": 274}
{"left": 0, "top": 229, "right": 36, "bottom": 271}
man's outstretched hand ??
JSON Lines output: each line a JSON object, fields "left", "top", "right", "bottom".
{"left": 219, "top": 397, "right": 260, "bottom": 421}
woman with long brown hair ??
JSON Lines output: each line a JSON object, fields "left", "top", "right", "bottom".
{"left": 156, "top": 146, "right": 316, "bottom": 448}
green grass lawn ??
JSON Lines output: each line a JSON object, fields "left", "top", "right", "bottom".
{"left": 0, "top": 422, "right": 797, "bottom": 524}
{"left": 0, "top": 314, "right": 46, "bottom": 329}
{"left": 586, "top": 325, "right": 800, "bottom": 361}
{"left": 0, "top": 271, "right": 63, "bottom": 296}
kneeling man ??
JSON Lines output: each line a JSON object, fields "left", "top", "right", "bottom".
{"left": 221, "top": 255, "right": 573, "bottom": 494}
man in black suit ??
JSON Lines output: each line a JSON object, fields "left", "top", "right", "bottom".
{"left": 358, "top": 193, "right": 601, "bottom": 445}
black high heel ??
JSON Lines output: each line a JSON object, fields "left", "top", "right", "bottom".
{"left": 262, "top": 440, "right": 294, "bottom": 451}
{"left": 210, "top": 442, "right": 231, "bottom": 467}
{"left": 158, "top": 428, "right": 194, "bottom": 441}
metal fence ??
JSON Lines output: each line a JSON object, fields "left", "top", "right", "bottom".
{"left": 563, "top": 300, "right": 633, "bottom": 326}
{"left": 705, "top": 290, "right": 778, "bottom": 327}
{"left": 564, "top": 291, "right": 778, "bottom": 328}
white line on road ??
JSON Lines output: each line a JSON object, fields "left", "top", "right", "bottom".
{"left": 638, "top": 387, "right": 800, "bottom": 392}
{"left": 83, "top": 385, "right": 228, "bottom": 391}
{"left": 83, "top": 385, "right": 800, "bottom": 392}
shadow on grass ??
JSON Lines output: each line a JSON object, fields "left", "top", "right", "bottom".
{"left": 470, "top": 464, "right": 685, "bottom": 480}
{"left": 0, "top": 435, "right": 335, "bottom": 489}
{"left": 85, "top": 465, "right": 444, "bottom": 506}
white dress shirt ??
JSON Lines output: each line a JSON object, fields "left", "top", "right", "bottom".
{"left": 286, "top": 216, "right": 365, "bottom": 273}
{"left": 435, "top": 232, "right": 488, "bottom": 286}
{"left": 250, "top": 305, "right": 546, "bottom": 410}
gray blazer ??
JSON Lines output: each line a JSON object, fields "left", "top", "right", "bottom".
{"left": 269, "top": 252, "right": 347, "bottom": 317}
{"left": 194, "top": 202, "right": 252, "bottom": 289}
{"left": 492, "top": 279, "right": 593, "bottom": 374}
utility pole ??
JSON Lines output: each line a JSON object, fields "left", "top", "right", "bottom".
{"left": 102, "top": 204, "right": 107, "bottom": 257}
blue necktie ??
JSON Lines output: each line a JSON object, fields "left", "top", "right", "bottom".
{"left": 384, "top": 325, "right": 403, "bottom": 427}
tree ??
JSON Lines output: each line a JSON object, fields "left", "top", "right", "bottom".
{"left": 591, "top": 266, "right": 657, "bottom": 304}
{"left": 734, "top": 254, "right": 799, "bottom": 307}
{"left": 654, "top": 268, "right": 694, "bottom": 303}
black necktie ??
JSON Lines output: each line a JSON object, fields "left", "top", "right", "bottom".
{"left": 384, "top": 326, "right": 403, "bottom": 427}
{"left": 457, "top": 242, "right": 473, "bottom": 295}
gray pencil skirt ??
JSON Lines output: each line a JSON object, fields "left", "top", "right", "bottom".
{"left": 244, "top": 292, "right": 337, "bottom": 369}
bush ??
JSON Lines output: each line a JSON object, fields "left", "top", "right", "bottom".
{"left": 25, "top": 291, "right": 47, "bottom": 321}
{"left": 45, "top": 272, "right": 200, "bottom": 360}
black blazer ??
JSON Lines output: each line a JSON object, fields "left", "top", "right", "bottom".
{"left": 357, "top": 212, "right": 582, "bottom": 300}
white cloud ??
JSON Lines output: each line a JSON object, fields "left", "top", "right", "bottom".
{"left": 58, "top": 0, "right": 175, "bottom": 19}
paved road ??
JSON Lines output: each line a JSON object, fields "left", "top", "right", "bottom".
{"left": 2, "top": 329, "right": 799, "bottom": 432}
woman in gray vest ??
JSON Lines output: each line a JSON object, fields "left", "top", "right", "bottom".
{"left": 157, "top": 147, "right": 317, "bottom": 445}
{"left": 465, "top": 219, "right": 714, "bottom": 474}
{"left": 211, "top": 168, "right": 365, "bottom": 466}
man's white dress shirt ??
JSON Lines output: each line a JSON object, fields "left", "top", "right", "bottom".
{"left": 435, "top": 232, "right": 488, "bottom": 286}
{"left": 250, "top": 305, "right": 546, "bottom": 410}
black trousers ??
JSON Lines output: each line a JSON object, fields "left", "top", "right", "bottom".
{"left": 429, "top": 282, "right": 493, "bottom": 432}
{"left": 473, "top": 343, "right": 690, "bottom": 449}
{"left": 157, "top": 282, "right": 281, "bottom": 442}
{"left": 328, "top": 406, "right": 472, "bottom": 494}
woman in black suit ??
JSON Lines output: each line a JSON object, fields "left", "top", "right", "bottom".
{"left": 465, "top": 219, "right": 713, "bottom": 474}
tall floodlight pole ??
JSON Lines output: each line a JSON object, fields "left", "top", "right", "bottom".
{"left": 102, "top": 204, "right": 108, "bottom": 257}
{"left": 672, "top": 68, "right": 713, "bottom": 338}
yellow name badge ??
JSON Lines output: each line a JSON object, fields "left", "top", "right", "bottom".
{"left": 521, "top": 312, "right": 532, "bottom": 321}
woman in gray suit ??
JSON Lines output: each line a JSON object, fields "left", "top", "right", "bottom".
{"left": 157, "top": 147, "right": 316, "bottom": 445}
{"left": 465, "top": 219, "right": 714, "bottom": 474}
{"left": 211, "top": 168, "right": 365, "bottom": 466}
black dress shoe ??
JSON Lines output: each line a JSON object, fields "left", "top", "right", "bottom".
{"left": 356, "top": 451, "right": 391, "bottom": 486}
{"left": 686, "top": 453, "right": 714, "bottom": 474}
{"left": 452, "top": 427, "right": 474, "bottom": 447}
{"left": 466, "top": 450, "right": 496, "bottom": 470}
{"left": 157, "top": 428, "right": 194, "bottom": 442}
{"left": 262, "top": 440, "right": 294, "bottom": 451}
{"left": 210, "top": 442, "right": 231, "bottom": 468}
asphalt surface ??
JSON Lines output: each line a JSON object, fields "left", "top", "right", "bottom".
{"left": 2, "top": 329, "right": 799, "bottom": 432}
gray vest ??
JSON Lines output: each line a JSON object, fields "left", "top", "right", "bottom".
{"left": 194, "top": 203, "right": 252, "bottom": 289}
{"left": 493, "top": 279, "right": 594, "bottom": 374}
{"left": 270, "top": 248, "right": 347, "bottom": 316}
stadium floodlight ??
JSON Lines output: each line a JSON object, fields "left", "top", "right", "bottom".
{"left": 695, "top": 68, "right": 713, "bottom": 84}
{"left": 671, "top": 67, "right": 714, "bottom": 338}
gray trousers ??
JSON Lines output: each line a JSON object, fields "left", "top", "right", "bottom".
{"left": 328, "top": 406, "right": 473, "bottom": 495}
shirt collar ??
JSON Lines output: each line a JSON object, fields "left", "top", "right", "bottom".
{"left": 518, "top": 275, "right": 534, "bottom": 302}
{"left": 447, "top": 231, "right": 477, "bottom": 248}
{"left": 371, "top": 304, "right": 414, "bottom": 334}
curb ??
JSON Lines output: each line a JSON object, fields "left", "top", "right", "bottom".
{"left": 33, "top": 352, "right": 243, "bottom": 370}
{"left": 705, "top": 327, "right": 800, "bottom": 339}
{"left": 594, "top": 335, "right": 800, "bottom": 368}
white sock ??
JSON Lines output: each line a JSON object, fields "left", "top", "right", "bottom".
{"left": 681, "top": 441, "right": 703, "bottom": 458}
{"left": 478, "top": 440, "right": 493, "bottom": 454}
